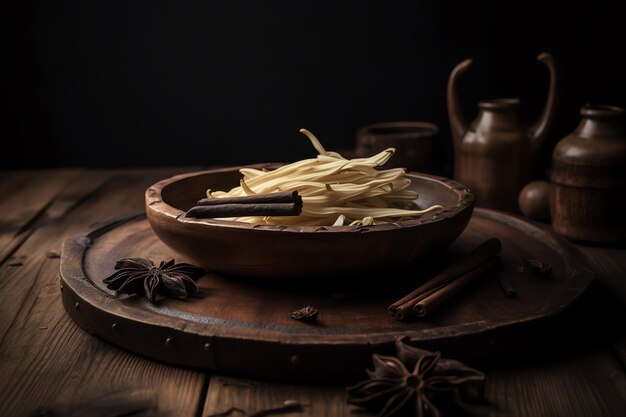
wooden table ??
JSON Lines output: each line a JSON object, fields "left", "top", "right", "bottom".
{"left": 0, "top": 168, "right": 624, "bottom": 417}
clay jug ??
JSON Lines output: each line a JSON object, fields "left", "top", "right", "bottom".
{"left": 551, "top": 105, "right": 626, "bottom": 243}
{"left": 447, "top": 53, "right": 558, "bottom": 211}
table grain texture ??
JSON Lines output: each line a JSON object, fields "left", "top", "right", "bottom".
{"left": 0, "top": 169, "right": 624, "bottom": 417}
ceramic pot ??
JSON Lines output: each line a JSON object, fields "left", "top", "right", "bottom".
{"left": 550, "top": 104, "right": 626, "bottom": 243}
{"left": 447, "top": 53, "right": 558, "bottom": 211}
{"left": 355, "top": 121, "right": 440, "bottom": 174}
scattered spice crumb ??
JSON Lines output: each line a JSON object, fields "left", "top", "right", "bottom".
{"left": 522, "top": 258, "right": 552, "bottom": 277}
{"left": 287, "top": 306, "right": 318, "bottom": 323}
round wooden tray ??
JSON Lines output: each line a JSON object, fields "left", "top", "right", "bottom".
{"left": 60, "top": 209, "right": 593, "bottom": 382}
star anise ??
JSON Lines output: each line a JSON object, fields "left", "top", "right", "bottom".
{"left": 347, "top": 338, "right": 485, "bottom": 417}
{"left": 103, "top": 258, "right": 205, "bottom": 304}
{"left": 287, "top": 306, "right": 318, "bottom": 323}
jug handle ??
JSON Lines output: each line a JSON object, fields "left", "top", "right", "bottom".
{"left": 530, "top": 53, "right": 558, "bottom": 152}
{"left": 447, "top": 59, "right": 473, "bottom": 148}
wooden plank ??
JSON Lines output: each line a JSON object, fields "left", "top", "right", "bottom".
{"left": 202, "top": 285, "right": 626, "bottom": 417}
{"left": 479, "top": 268, "right": 626, "bottom": 417}
{"left": 1, "top": 168, "right": 624, "bottom": 417}
{"left": 577, "top": 245, "right": 626, "bottom": 306}
{"left": 204, "top": 344, "right": 626, "bottom": 417}
{"left": 203, "top": 376, "right": 352, "bottom": 417}
{"left": 483, "top": 346, "right": 626, "bottom": 417}
{"left": 576, "top": 245, "right": 626, "bottom": 370}
{"left": 0, "top": 168, "right": 206, "bottom": 417}
{"left": 0, "top": 169, "right": 111, "bottom": 345}
{"left": 612, "top": 332, "right": 626, "bottom": 369}
{"left": 0, "top": 169, "right": 80, "bottom": 264}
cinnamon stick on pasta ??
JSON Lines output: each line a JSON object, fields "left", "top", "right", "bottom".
{"left": 197, "top": 191, "right": 300, "bottom": 206}
{"left": 185, "top": 191, "right": 303, "bottom": 219}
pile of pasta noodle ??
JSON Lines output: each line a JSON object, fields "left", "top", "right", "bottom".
{"left": 206, "top": 129, "right": 443, "bottom": 226}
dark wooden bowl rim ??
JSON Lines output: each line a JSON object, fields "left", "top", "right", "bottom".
{"left": 146, "top": 166, "right": 474, "bottom": 234}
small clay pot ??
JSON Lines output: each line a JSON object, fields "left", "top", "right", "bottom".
{"left": 356, "top": 121, "right": 440, "bottom": 174}
{"left": 518, "top": 181, "right": 551, "bottom": 222}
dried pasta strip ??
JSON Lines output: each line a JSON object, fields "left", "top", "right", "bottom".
{"left": 206, "top": 129, "right": 443, "bottom": 226}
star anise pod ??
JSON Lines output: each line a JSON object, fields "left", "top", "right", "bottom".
{"left": 287, "top": 306, "right": 318, "bottom": 323}
{"left": 103, "top": 258, "right": 205, "bottom": 304}
{"left": 347, "top": 338, "right": 485, "bottom": 417}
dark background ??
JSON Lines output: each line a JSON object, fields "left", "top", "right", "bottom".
{"left": 6, "top": 0, "right": 625, "bottom": 173}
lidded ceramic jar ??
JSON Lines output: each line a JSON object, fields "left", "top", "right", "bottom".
{"left": 550, "top": 104, "right": 626, "bottom": 243}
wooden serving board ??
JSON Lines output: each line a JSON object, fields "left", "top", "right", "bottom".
{"left": 60, "top": 209, "right": 593, "bottom": 382}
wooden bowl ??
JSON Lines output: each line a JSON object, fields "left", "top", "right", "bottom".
{"left": 145, "top": 165, "right": 474, "bottom": 279}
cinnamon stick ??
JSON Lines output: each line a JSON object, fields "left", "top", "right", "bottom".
{"left": 388, "top": 238, "right": 501, "bottom": 320}
{"left": 185, "top": 202, "right": 302, "bottom": 218}
{"left": 414, "top": 257, "right": 500, "bottom": 317}
{"left": 389, "top": 285, "right": 444, "bottom": 320}
{"left": 197, "top": 191, "right": 301, "bottom": 206}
